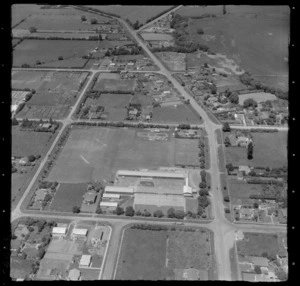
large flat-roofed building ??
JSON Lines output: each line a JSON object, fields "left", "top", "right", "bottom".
{"left": 104, "top": 186, "right": 134, "bottom": 194}
{"left": 100, "top": 201, "right": 118, "bottom": 209}
{"left": 117, "top": 169, "right": 187, "bottom": 179}
{"left": 52, "top": 227, "right": 67, "bottom": 237}
{"left": 102, "top": 193, "right": 120, "bottom": 199}
{"left": 135, "top": 185, "right": 183, "bottom": 195}
{"left": 134, "top": 193, "right": 185, "bottom": 215}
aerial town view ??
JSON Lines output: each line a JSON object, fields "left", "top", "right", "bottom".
{"left": 10, "top": 4, "right": 288, "bottom": 281}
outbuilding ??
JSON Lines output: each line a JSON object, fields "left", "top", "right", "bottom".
{"left": 79, "top": 254, "right": 92, "bottom": 267}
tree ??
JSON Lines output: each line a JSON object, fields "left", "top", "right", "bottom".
{"left": 135, "top": 210, "right": 142, "bottom": 216}
{"left": 72, "top": 206, "right": 80, "bottom": 213}
{"left": 197, "top": 28, "right": 204, "bottom": 35}
{"left": 222, "top": 122, "right": 231, "bottom": 132}
{"left": 198, "top": 196, "right": 210, "bottom": 207}
{"left": 116, "top": 206, "right": 124, "bottom": 215}
{"left": 153, "top": 210, "right": 163, "bottom": 218}
{"left": 174, "top": 210, "right": 185, "bottom": 219}
{"left": 96, "top": 206, "right": 102, "bottom": 214}
{"left": 224, "top": 196, "right": 230, "bottom": 202}
{"left": 81, "top": 15, "right": 87, "bottom": 21}
{"left": 90, "top": 18, "right": 97, "bottom": 24}
{"left": 247, "top": 141, "right": 254, "bottom": 160}
{"left": 243, "top": 98, "right": 258, "bottom": 109}
{"left": 275, "top": 269, "right": 287, "bottom": 281}
{"left": 58, "top": 56, "right": 63, "bottom": 61}
{"left": 223, "top": 5, "right": 227, "bottom": 15}
{"left": 27, "top": 155, "right": 36, "bottom": 162}
{"left": 167, "top": 208, "right": 175, "bottom": 218}
{"left": 229, "top": 92, "right": 239, "bottom": 104}
{"left": 199, "top": 182, "right": 207, "bottom": 189}
{"left": 133, "top": 20, "right": 140, "bottom": 30}
{"left": 253, "top": 202, "right": 259, "bottom": 208}
{"left": 226, "top": 163, "right": 234, "bottom": 172}
{"left": 199, "top": 189, "right": 209, "bottom": 196}
{"left": 225, "top": 208, "right": 230, "bottom": 214}
{"left": 210, "top": 84, "right": 217, "bottom": 94}
{"left": 144, "top": 211, "right": 151, "bottom": 217}
{"left": 12, "top": 117, "right": 19, "bottom": 126}
{"left": 254, "top": 266, "right": 262, "bottom": 274}
{"left": 29, "top": 26, "right": 37, "bottom": 33}
{"left": 125, "top": 206, "right": 135, "bottom": 217}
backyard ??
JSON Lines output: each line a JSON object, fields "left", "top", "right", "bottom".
{"left": 47, "top": 126, "right": 177, "bottom": 183}
{"left": 225, "top": 131, "right": 287, "bottom": 168}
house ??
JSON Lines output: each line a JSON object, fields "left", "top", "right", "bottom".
{"left": 238, "top": 165, "right": 251, "bottom": 175}
{"left": 35, "top": 189, "right": 47, "bottom": 202}
{"left": 68, "top": 268, "right": 81, "bottom": 281}
{"left": 250, "top": 256, "right": 269, "bottom": 268}
{"left": 71, "top": 228, "right": 88, "bottom": 239}
{"left": 83, "top": 192, "right": 97, "bottom": 204}
{"left": 100, "top": 201, "right": 118, "bottom": 209}
{"left": 236, "top": 136, "right": 250, "bottom": 147}
{"left": 79, "top": 254, "right": 91, "bottom": 267}
{"left": 52, "top": 227, "right": 67, "bottom": 237}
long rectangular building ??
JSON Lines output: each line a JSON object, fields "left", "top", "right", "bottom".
{"left": 104, "top": 186, "right": 134, "bottom": 194}
{"left": 117, "top": 170, "right": 187, "bottom": 179}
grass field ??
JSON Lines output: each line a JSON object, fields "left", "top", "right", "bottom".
{"left": 228, "top": 178, "right": 263, "bottom": 205}
{"left": 10, "top": 257, "right": 33, "bottom": 279}
{"left": 236, "top": 232, "right": 279, "bottom": 258}
{"left": 183, "top": 6, "right": 289, "bottom": 90}
{"left": 218, "top": 145, "right": 226, "bottom": 173}
{"left": 93, "top": 78, "right": 136, "bottom": 92}
{"left": 50, "top": 183, "right": 87, "bottom": 212}
{"left": 141, "top": 33, "right": 173, "bottom": 41}
{"left": 12, "top": 127, "right": 53, "bottom": 157}
{"left": 115, "top": 228, "right": 167, "bottom": 280}
{"left": 229, "top": 247, "right": 239, "bottom": 281}
{"left": 15, "top": 8, "right": 110, "bottom": 30}
{"left": 47, "top": 126, "right": 176, "bottom": 183}
{"left": 238, "top": 92, "right": 277, "bottom": 105}
{"left": 152, "top": 104, "right": 202, "bottom": 124}
{"left": 225, "top": 131, "right": 287, "bottom": 168}
{"left": 115, "top": 227, "right": 212, "bottom": 280}
{"left": 175, "top": 138, "right": 199, "bottom": 166}
{"left": 12, "top": 4, "right": 42, "bottom": 27}
{"left": 87, "top": 5, "right": 173, "bottom": 24}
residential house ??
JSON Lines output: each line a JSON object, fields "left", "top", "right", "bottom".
{"left": 238, "top": 166, "right": 252, "bottom": 175}
{"left": 35, "top": 189, "right": 47, "bottom": 202}
{"left": 83, "top": 192, "right": 97, "bottom": 205}
{"left": 236, "top": 136, "right": 250, "bottom": 147}
{"left": 250, "top": 256, "right": 269, "bottom": 268}
{"left": 71, "top": 228, "right": 88, "bottom": 240}
{"left": 79, "top": 254, "right": 91, "bottom": 267}
{"left": 52, "top": 227, "right": 67, "bottom": 238}
{"left": 239, "top": 208, "right": 254, "bottom": 220}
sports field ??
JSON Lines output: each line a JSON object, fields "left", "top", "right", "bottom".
{"left": 152, "top": 104, "right": 202, "bottom": 124}
{"left": 47, "top": 127, "right": 176, "bottom": 183}
{"left": 225, "top": 131, "right": 287, "bottom": 168}
{"left": 184, "top": 6, "right": 289, "bottom": 90}
{"left": 115, "top": 227, "right": 213, "bottom": 280}
{"left": 87, "top": 5, "right": 173, "bottom": 24}
{"left": 50, "top": 183, "right": 87, "bottom": 212}
{"left": 175, "top": 138, "right": 199, "bottom": 166}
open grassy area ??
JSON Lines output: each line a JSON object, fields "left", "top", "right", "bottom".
{"left": 12, "top": 4, "right": 42, "bottom": 27}
{"left": 10, "top": 257, "right": 34, "bottom": 280}
{"left": 215, "top": 129, "right": 223, "bottom": 145}
{"left": 93, "top": 78, "right": 136, "bottom": 92}
{"left": 47, "top": 126, "right": 176, "bottom": 183}
{"left": 218, "top": 145, "right": 226, "bottom": 173}
{"left": 152, "top": 104, "right": 202, "bottom": 124}
{"left": 184, "top": 6, "right": 289, "bottom": 91}
{"left": 50, "top": 183, "right": 87, "bottom": 212}
{"left": 225, "top": 131, "right": 287, "bottom": 168}
{"left": 115, "top": 228, "right": 167, "bottom": 280}
{"left": 236, "top": 232, "right": 279, "bottom": 259}
{"left": 175, "top": 138, "right": 199, "bottom": 166}
{"left": 228, "top": 178, "right": 263, "bottom": 205}
{"left": 238, "top": 92, "right": 277, "bottom": 105}
{"left": 12, "top": 127, "right": 53, "bottom": 157}
{"left": 87, "top": 5, "right": 173, "bottom": 24}
{"left": 115, "top": 227, "right": 213, "bottom": 280}
{"left": 229, "top": 246, "right": 239, "bottom": 281}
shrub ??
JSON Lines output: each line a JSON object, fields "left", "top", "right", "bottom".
{"left": 29, "top": 27, "right": 37, "bottom": 33}
{"left": 174, "top": 210, "right": 185, "bottom": 219}
{"left": 167, "top": 208, "right": 175, "bottom": 218}
{"left": 197, "top": 28, "right": 204, "bottom": 34}
{"left": 72, "top": 206, "right": 80, "bottom": 213}
{"left": 125, "top": 206, "right": 135, "bottom": 217}
{"left": 153, "top": 210, "right": 163, "bottom": 218}
{"left": 116, "top": 206, "right": 124, "bottom": 215}
{"left": 225, "top": 208, "right": 230, "bottom": 214}
{"left": 224, "top": 196, "right": 230, "bottom": 202}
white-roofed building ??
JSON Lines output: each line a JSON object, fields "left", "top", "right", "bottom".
{"left": 105, "top": 186, "right": 134, "bottom": 194}
{"left": 71, "top": 228, "right": 88, "bottom": 239}
{"left": 79, "top": 255, "right": 92, "bottom": 267}
{"left": 102, "top": 193, "right": 120, "bottom": 199}
{"left": 100, "top": 201, "right": 118, "bottom": 209}
{"left": 52, "top": 227, "right": 67, "bottom": 237}
{"left": 117, "top": 170, "right": 187, "bottom": 179}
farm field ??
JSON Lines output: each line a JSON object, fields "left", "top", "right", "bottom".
{"left": 236, "top": 232, "right": 280, "bottom": 259}
{"left": 11, "top": 4, "right": 42, "bottom": 27}
{"left": 93, "top": 78, "right": 137, "bottom": 92}
{"left": 87, "top": 5, "right": 173, "bottom": 24}
{"left": 141, "top": 33, "right": 173, "bottom": 41}
{"left": 238, "top": 92, "right": 277, "bottom": 105}
{"left": 12, "top": 127, "right": 53, "bottom": 157}
{"left": 115, "top": 227, "right": 213, "bottom": 280}
{"left": 47, "top": 126, "right": 176, "bottom": 183}
{"left": 49, "top": 183, "right": 87, "bottom": 212}
{"left": 228, "top": 178, "right": 263, "bottom": 205}
{"left": 184, "top": 6, "right": 289, "bottom": 91}
{"left": 225, "top": 131, "right": 287, "bottom": 168}
{"left": 152, "top": 104, "right": 202, "bottom": 124}
{"left": 13, "top": 40, "right": 127, "bottom": 68}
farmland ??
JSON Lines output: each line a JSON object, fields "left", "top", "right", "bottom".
{"left": 11, "top": 4, "right": 42, "bottom": 28}
{"left": 46, "top": 126, "right": 177, "bottom": 183}
{"left": 184, "top": 5, "right": 289, "bottom": 90}
{"left": 225, "top": 131, "right": 287, "bottom": 168}
{"left": 141, "top": 33, "right": 173, "bottom": 41}
{"left": 115, "top": 226, "right": 213, "bottom": 280}
{"left": 152, "top": 104, "right": 202, "bottom": 124}
{"left": 49, "top": 183, "right": 87, "bottom": 212}
{"left": 93, "top": 78, "right": 137, "bottom": 92}
{"left": 87, "top": 5, "right": 174, "bottom": 24}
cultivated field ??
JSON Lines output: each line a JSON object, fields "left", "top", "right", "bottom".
{"left": 115, "top": 227, "right": 213, "bottom": 280}
{"left": 87, "top": 5, "right": 173, "bottom": 24}
{"left": 47, "top": 126, "right": 176, "bottom": 183}
{"left": 11, "top": 4, "right": 42, "bottom": 27}
{"left": 152, "top": 104, "right": 202, "bottom": 124}
{"left": 225, "top": 131, "right": 287, "bottom": 168}
{"left": 238, "top": 92, "right": 277, "bottom": 105}
{"left": 141, "top": 33, "right": 173, "bottom": 41}
{"left": 184, "top": 6, "right": 289, "bottom": 90}
{"left": 93, "top": 78, "right": 137, "bottom": 92}
{"left": 50, "top": 183, "right": 87, "bottom": 212}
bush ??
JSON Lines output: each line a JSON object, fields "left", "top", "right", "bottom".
{"left": 27, "top": 155, "right": 36, "bottom": 162}
{"left": 153, "top": 210, "right": 163, "bottom": 218}
{"left": 224, "top": 196, "right": 230, "bottom": 202}
{"left": 29, "top": 27, "right": 37, "bottom": 33}
{"left": 167, "top": 208, "right": 175, "bottom": 218}
{"left": 222, "top": 123, "right": 231, "bottom": 132}
{"left": 197, "top": 28, "right": 204, "bottom": 34}
{"left": 199, "top": 182, "right": 207, "bottom": 189}
{"left": 72, "top": 206, "right": 80, "bottom": 213}
{"left": 125, "top": 206, "right": 135, "bottom": 217}
{"left": 116, "top": 206, "right": 124, "bottom": 215}
{"left": 174, "top": 210, "right": 185, "bottom": 219}
{"left": 96, "top": 206, "right": 102, "bottom": 214}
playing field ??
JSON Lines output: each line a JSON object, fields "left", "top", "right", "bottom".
{"left": 115, "top": 227, "right": 213, "bottom": 280}
{"left": 175, "top": 138, "right": 199, "bottom": 166}
{"left": 183, "top": 6, "right": 289, "bottom": 90}
{"left": 87, "top": 5, "right": 173, "bottom": 24}
{"left": 225, "top": 131, "right": 287, "bottom": 168}
{"left": 50, "top": 183, "right": 87, "bottom": 212}
{"left": 47, "top": 126, "right": 176, "bottom": 183}
{"left": 152, "top": 104, "right": 202, "bottom": 124}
